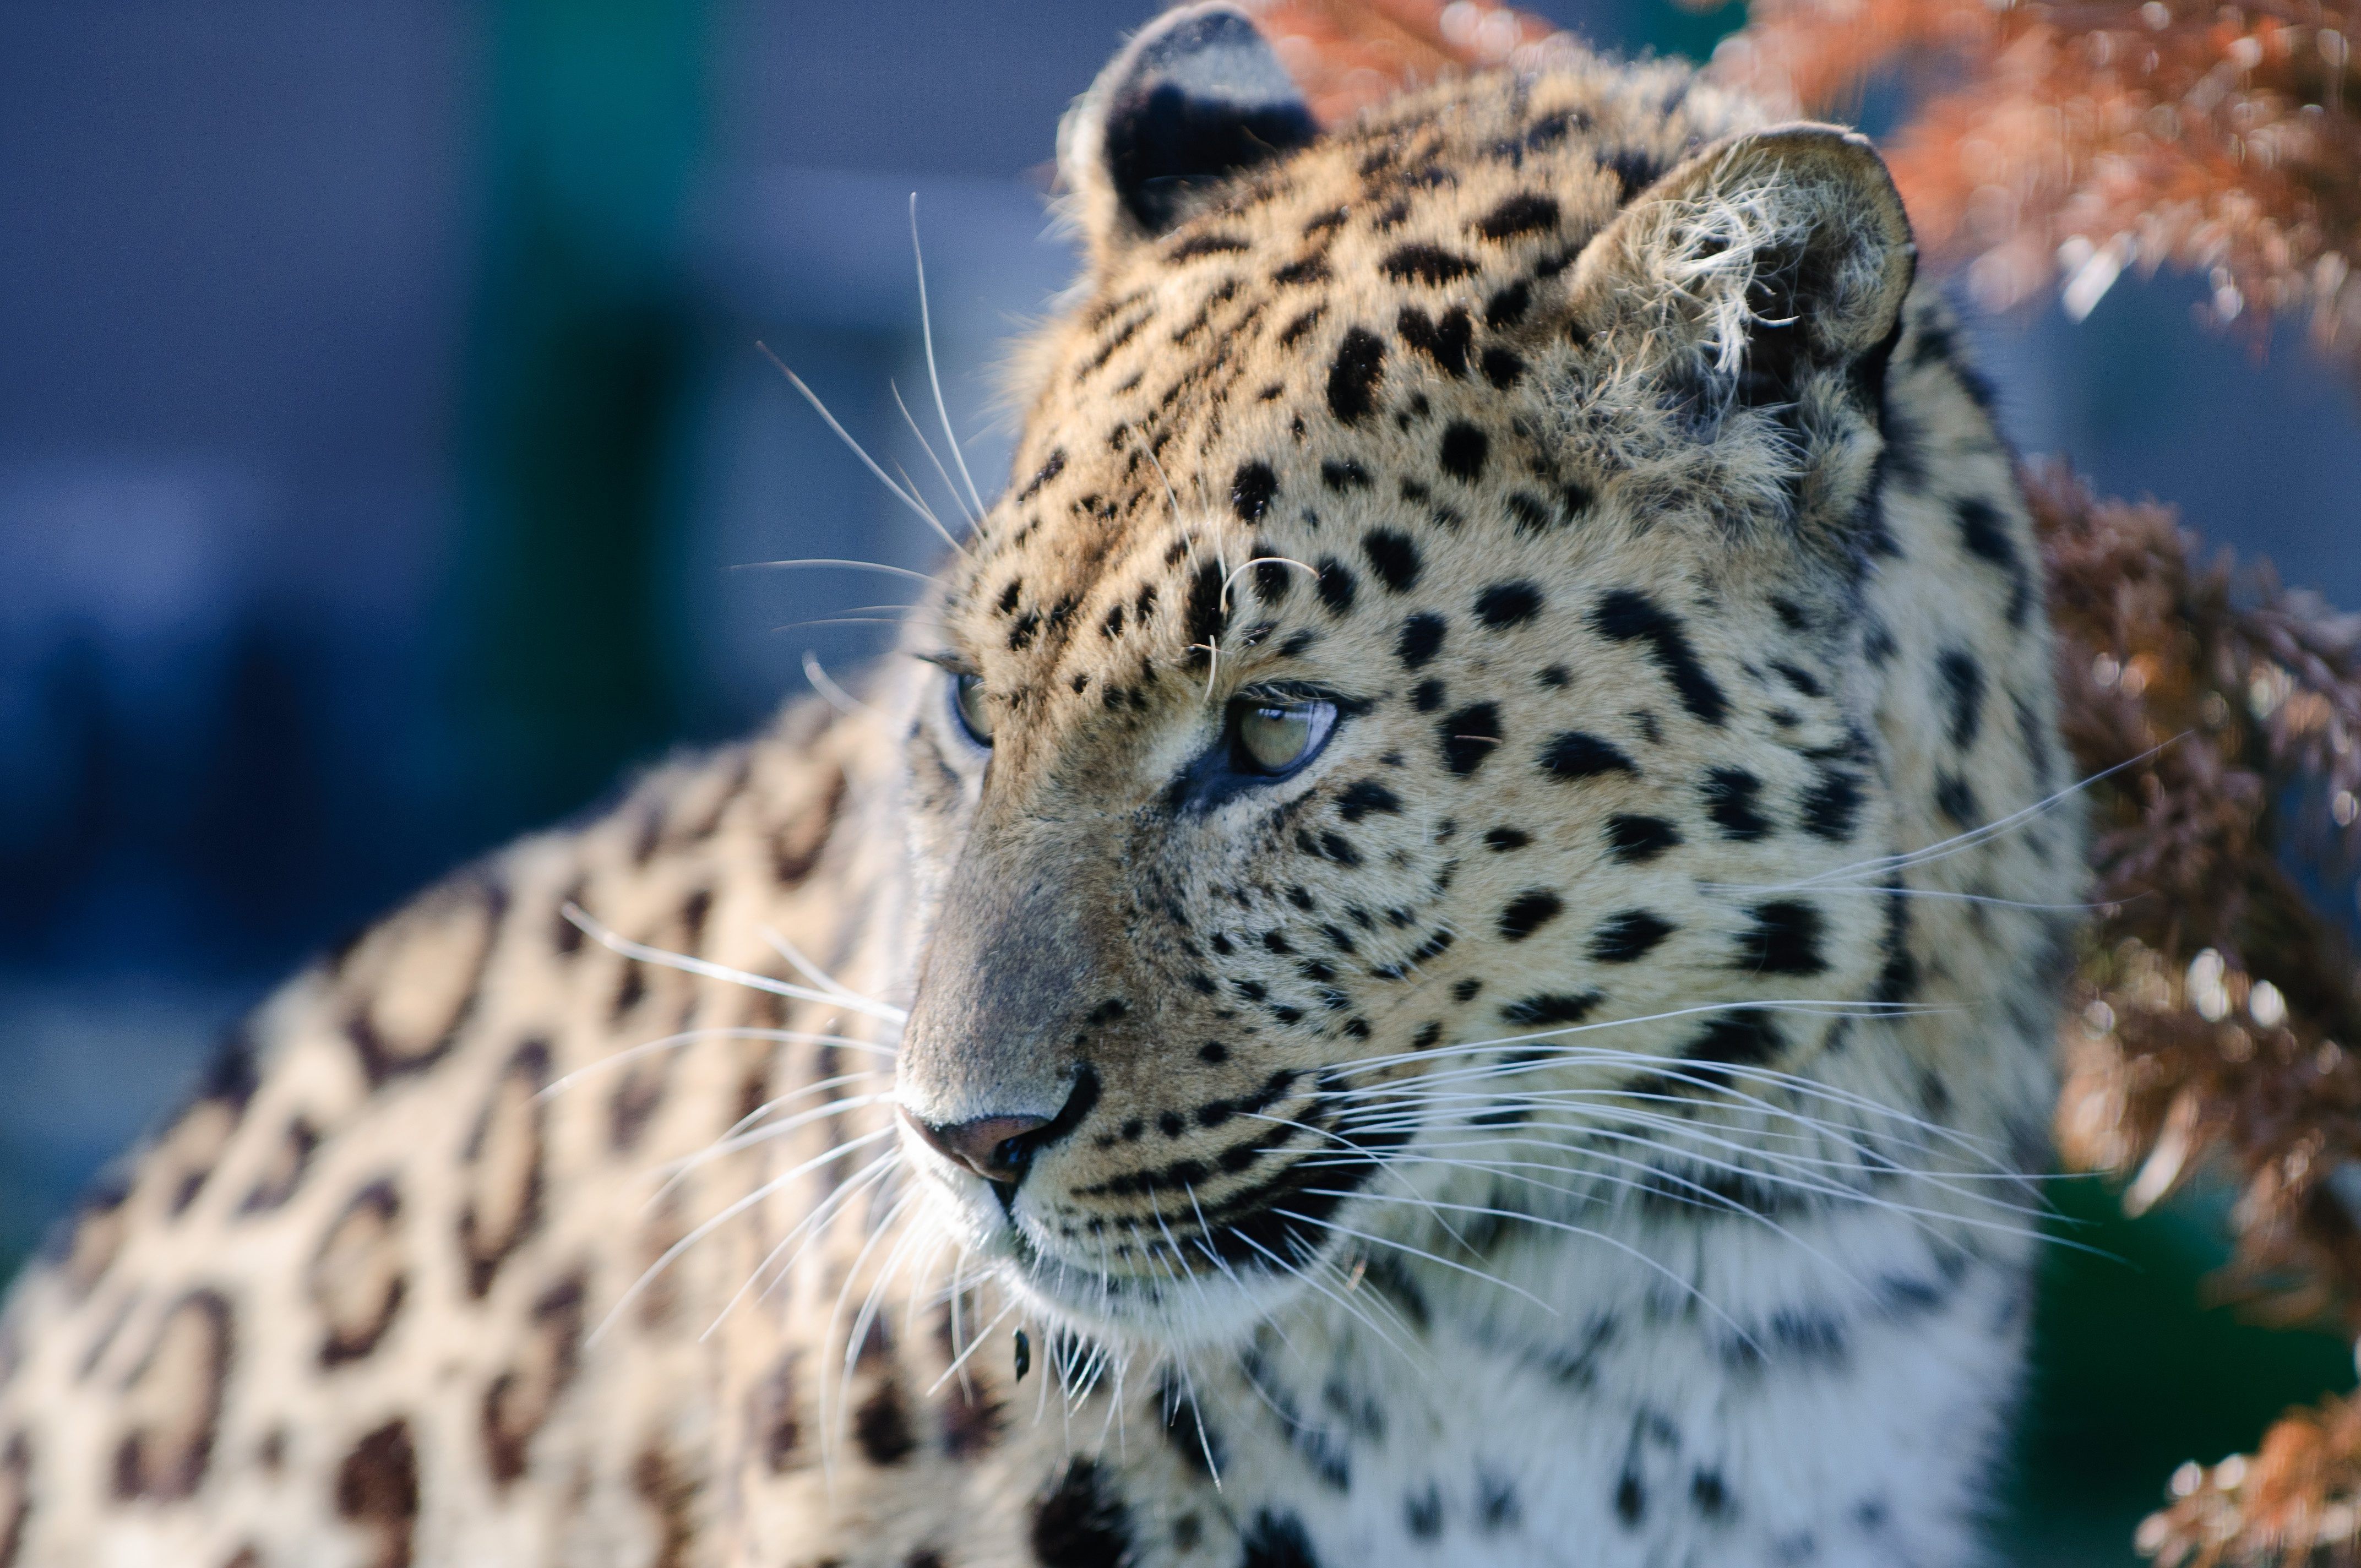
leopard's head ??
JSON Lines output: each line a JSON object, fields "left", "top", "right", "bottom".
{"left": 888, "top": 4, "right": 1972, "bottom": 1348}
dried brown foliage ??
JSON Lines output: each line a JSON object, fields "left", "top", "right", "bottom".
{"left": 2137, "top": 1390, "right": 2361, "bottom": 1564}
{"left": 1242, "top": 0, "right": 1582, "bottom": 121}
{"left": 1712, "top": 0, "right": 2361, "bottom": 351}
{"left": 2032, "top": 466, "right": 2361, "bottom": 1560}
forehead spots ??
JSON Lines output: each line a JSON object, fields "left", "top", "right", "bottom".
{"left": 1502, "top": 990, "right": 1601, "bottom": 1027}
{"left": 1439, "top": 703, "right": 1502, "bottom": 775}
{"left": 1474, "top": 582, "right": 1542, "bottom": 628}
{"left": 1702, "top": 767, "right": 1769, "bottom": 840}
{"left": 1327, "top": 327, "right": 1386, "bottom": 424}
{"left": 1397, "top": 305, "right": 1471, "bottom": 377}
{"left": 1592, "top": 590, "right": 1728, "bottom": 725}
{"left": 1540, "top": 731, "right": 1634, "bottom": 781}
{"left": 1280, "top": 306, "right": 1325, "bottom": 346}
{"left": 1252, "top": 559, "right": 1295, "bottom": 604}
{"left": 1361, "top": 530, "right": 1421, "bottom": 593}
{"left": 1736, "top": 901, "right": 1827, "bottom": 974}
{"left": 1315, "top": 558, "right": 1357, "bottom": 616}
{"left": 1231, "top": 462, "right": 1278, "bottom": 523}
{"left": 1016, "top": 449, "right": 1065, "bottom": 503}
{"left": 1484, "top": 280, "right": 1531, "bottom": 328}
{"left": 1397, "top": 613, "right": 1446, "bottom": 669}
{"left": 1476, "top": 192, "right": 1561, "bottom": 239}
{"left": 1321, "top": 458, "right": 1371, "bottom": 492}
{"left": 1605, "top": 814, "right": 1681, "bottom": 861}
{"left": 1590, "top": 910, "right": 1674, "bottom": 963}
{"left": 1439, "top": 422, "right": 1488, "bottom": 482}
{"left": 1497, "top": 890, "right": 1563, "bottom": 941}
{"left": 1381, "top": 243, "right": 1479, "bottom": 284}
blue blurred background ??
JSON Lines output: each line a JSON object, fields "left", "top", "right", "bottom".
{"left": 2, "top": 3, "right": 2357, "bottom": 1559}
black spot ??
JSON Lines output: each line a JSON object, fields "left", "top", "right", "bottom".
{"left": 1800, "top": 769, "right": 1863, "bottom": 841}
{"left": 1474, "top": 581, "right": 1541, "bottom": 628}
{"left": 1693, "top": 1469, "right": 1732, "bottom": 1520}
{"left": 1200, "top": 1042, "right": 1229, "bottom": 1063}
{"left": 1592, "top": 590, "right": 1728, "bottom": 725}
{"left": 1498, "top": 890, "right": 1563, "bottom": 941}
{"left": 1253, "top": 559, "right": 1294, "bottom": 604}
{"left": 1168, "top": 231, "right": 1250, "bottom": 259}
{"left": 1483, "top": 826, "right": 1529, "bottom": 851}
{"left": 853, "top": 1380, "right": 916, "bottom": 1464}
{"left": 1770, "top": 661, "right": 1824, "bottom": 699}
{"left": 1935, "top": 648, "right": 1985, "bottom": 749}
{"left": 1380, "top": 243, "right": 1478, "bottom": 284}
{"left": 1016, "top": 449, "right": 1065, "bottom": 503}
{"left": 1476, "top": 192, "right": 1560, "bottom": 239}
{"left": 1615, "top": 1470, "right": 1646, "bottom": 1526}
{"left": 1362, "top": 530, "right": 1421, "bottom": 592}
{"left": 1407, "top": 1487, "right": 1444, "bottom": 1538}
{"left": 1397, "top": 613, "right": 1446, "bottom": 669}
{"left": 1319, "top": 832, "right": 1361, "bottom": 867}
{"left": 1326, "top": 327, "right": 1386, "bottom": 424}
{"left": 1413, "top": 678, "right": 1446, "bottom": 711}
{"left": 1232, "top": 461, "right": 1279, "bottom": 523}
{"left": 1485, "top": 280, "right": 1532, "bottom": 328}
{"left": 997, "top": 579, "right": 1024, "bottom": 616}
{"left": 1439, "top": 704, "right": 1502, "bottom": 775}
{"left": 1504, "top": 492, "right": 1553, "bottom": 534}
{"left": 1737, "top": 902, "right": 1826, "bottom": 975}
{"left": 1337, "top": 781, "right": 1402, "bottom": 821}
{"left": 1032, "top": 1458, "right": 1134, "bottom": 1568}
{"left": 1438, "top": 422, "right": 1488, "bottom": 481}
{"left": 1315, "top": 557, "right": 1357, "bottom": 616}
{"left": 1280, "top": 306, "right": 1326, "bottom": 346}
{"left": 1241, "top": 1509, "right": 1321, "bottom": 1568}
{"left": 1320, "top": 459, "right": 1370, "bottom": 492}
{"left": 1592, "top": 910, "right": 1674, "bottom": 963}
{"left": 1397, "top": 304, "right": 1471, "bottom": 377}
{"left": 1183, "top": 561, "right": 1228, "bottom": 666}
{"left": 1688, "top": 1012, "right": 1783, "bottom": 1070}
{"left": 1481, "top": 347, "right": 1526, "bottom": 388}
{"left": 1605, "top": 814, "right": 1679, "bottom": 862}
{"left": 1502, "top": 992, "right": 1601, "bottom": 1026}
{"left": 1956, "top": 497, "right": 2032, "bottom": 625}
{"left": 1536, "top": 664, "right": 1570, "bottom": 688}
{"left": 1702, "top": 768, "right": 1769, "bottom": 840}
{"left": 1602, "top": 147, "right": 1661, "bottom": 202}
{"left": 1540, "top": 732, "right": 1634, "bottom": 781}
{"left": 1935, "top": 771, "right": 1980, "bottom": 825}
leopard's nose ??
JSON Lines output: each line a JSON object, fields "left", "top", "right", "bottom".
{"left": 902, "top": 1109, "right": 1055, "bottom": 1184}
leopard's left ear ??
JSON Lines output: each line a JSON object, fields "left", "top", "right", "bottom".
{"left": 1569, "top": 124, "right": 1916, "bottom": 413}
{"left": 1059, "top": 3, "right": 1318, "bottom": 265}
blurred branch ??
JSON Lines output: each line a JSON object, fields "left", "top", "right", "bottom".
{"left": 1710, "top": 0, "right": 2361, "bottom": 350}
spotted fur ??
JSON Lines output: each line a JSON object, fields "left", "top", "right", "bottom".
{"left": 0, "top": 9, "right": 2077, "bottom": 1565}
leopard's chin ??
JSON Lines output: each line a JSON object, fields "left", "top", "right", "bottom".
{"left": 991, "top": 1234, "right": 1320, "bottom": 1352}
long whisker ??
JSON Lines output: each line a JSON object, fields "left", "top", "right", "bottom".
{"left": 732, "top": 558, "right": 937, "bottom": 581}
{"left": 758, "top": 924, "right": 889, "bottom": 1011}
{"left": 891, "top": 380, "right": 978, "bottom": 529}
{"left": 563, "top": 902, "right": 907, "bottom": 1026}
{"left": 910, "top": 193, "right": 988, "bottom": 520}
{"left": 536, "top": 1026, "right": 890, "bottom": 1101}
{"left": 803, "top": 651, "right": 869, "bottom": 717}
{"left": 757, "top": 341, "right": 968, "bottom": 557}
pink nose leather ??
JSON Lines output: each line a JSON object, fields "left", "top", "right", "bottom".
{"left": 902, "top": 1108, "right": 1053, "bottom": 1183}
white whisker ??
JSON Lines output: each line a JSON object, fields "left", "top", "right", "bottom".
{"left": 562, "top": 902, "right": 907, "bottom": 1026}
{"left": 757, "top": 341, "right": 967, "bottom": 557}
{"left": 909, "top": 193, "right": 988, "bottom": 520}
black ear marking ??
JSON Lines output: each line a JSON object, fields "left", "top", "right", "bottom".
{"left": 1090, "top": 5, "right": 1317, "bottom": 237}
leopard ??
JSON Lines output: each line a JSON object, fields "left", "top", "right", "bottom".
{"left": 0, "top": 7, "right": 2083, "bottom": 1565}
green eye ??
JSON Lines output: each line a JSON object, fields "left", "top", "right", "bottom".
{"left": 1233, "top": 699, "right": 1337, "bottom": 776}
{"left": 951, "top": 673, "right": 994, "bottom": 747}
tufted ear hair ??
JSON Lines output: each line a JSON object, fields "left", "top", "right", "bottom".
{"left": 1568, "top": 125, "right": 1916, "bottom": 416}
{"left": 1059, "top": 3, "right": 1318, "bottom": 263}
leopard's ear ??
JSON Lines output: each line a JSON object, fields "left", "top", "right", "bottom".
{"left": 1569, "top": 124, "right": 1916, "bottom": 415}
{"left": 1059, "top": 4, "right": 1318, "bottom": 264}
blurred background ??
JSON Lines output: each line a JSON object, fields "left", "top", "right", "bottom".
{"left": 1, "top": 2, "right": 2355, "bottom": 1559}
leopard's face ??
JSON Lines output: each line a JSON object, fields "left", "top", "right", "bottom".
{"left": 891, "top": 7, "right": 1928, "bottom": 1347}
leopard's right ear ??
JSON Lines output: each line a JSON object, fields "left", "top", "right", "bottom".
{"left": 1059, "top": 4, "right": 1318, "bottom": 266}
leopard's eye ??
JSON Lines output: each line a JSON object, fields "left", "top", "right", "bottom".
{"left": 1232, "top": 699, "right": 1337, "bottom": 776}
{"left": 951, "top": 673, "right": 994, "bottom": 747}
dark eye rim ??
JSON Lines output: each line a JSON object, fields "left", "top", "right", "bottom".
{"left": 1225, "top": 693, "right": 1340, "bottom": 779}
{"left": 949, "top": 672, "right": 993, "bottom": 749}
